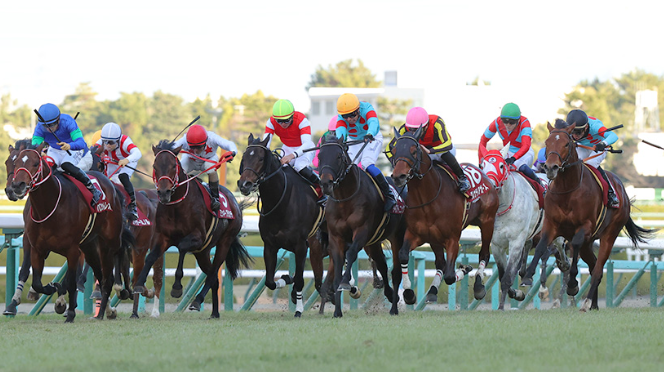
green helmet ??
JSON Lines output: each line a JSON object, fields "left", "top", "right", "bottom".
{"left": 500, "top": 103, "right": 521, "bottom": 119}
{"left": 272, "top": 99, "right": 295, "bottom": 120}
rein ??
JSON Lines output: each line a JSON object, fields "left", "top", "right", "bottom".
{"left": 319, "top": 142, "right": 362, "bottom": 203}
{"left": 242, "top": 144, "right": 289, "bottom": 217}
{"left": 153, "top": 150, "right": 190, "bottom": 205}
{"left": 546, "top": 130, "right": 585, "bottom": 195}
{"left": 393, "top": 136, "right": 441, "bottom": 209}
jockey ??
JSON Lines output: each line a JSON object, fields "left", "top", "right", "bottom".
{"left": 532, "top": 147, "right": 547, "bottom": 173}
{"left": 313, "top": 116, "right": 339, "bottom": 169}
{"left": 386, "top": 107, "right": 470, "bottom": 193}
{"left": 336, "top": 93, "right": 396, "bottom": 212}
{"left": 32, "top": 103, "right": 101, "bottom": 206}
{"left": 567, "top": 109, "right": 620, "bottom": 207}
{"left": 94, "top": 122, "right": 142, "bottom": 221}
{"left": 479, "top": 102, "right": 545, "bottom": 188}
{"left": 173, "top": 124, "right": 237, "bottom": 211}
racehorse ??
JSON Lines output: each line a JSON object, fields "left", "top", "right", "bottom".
{"left": 317, "top": 134, "right": 407, "bottom": 317}
{"left": 133, "top": 140, "right": 252, "bottom": 319}
{"left": 390, "top": 128, "right": 499, "bottom": 305}
{"left": 237, "top": 134, "right": 326, "bottom": 317}
{"left": 480, "top": 146, "right": 568, "bottom": 309}
{"left": 522, "top": 122, "right": 655, "bottom": 311}
{"left": 10, "top": 143, "right": 133, "bottom": 322}
{"left": 91, "top": 147, "right": 164, "bottom": 318}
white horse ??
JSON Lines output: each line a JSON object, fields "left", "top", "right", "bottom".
{"left": 480, "top": 146, "right": 565, "bottom": 310}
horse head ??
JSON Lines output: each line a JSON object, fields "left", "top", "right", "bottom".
{"left": 237, "top": 133, "right": 275, "bottom": 196}
{"left": 152, "top": 140, "right": 183, "bottom": 204}
{"left": 90, "top": 145, "right": 106, "bottom": 174}
{"left": 11, "top": 143, "right": 48, "bottom": 199}
{"left": 390, "top": 126, "right": 426, "bottom": 188}
{"left": 479, "top": 148, "right": 509, "bottom": 188}
{"left": 543, "top": 120, "right": 578, "bottom": 180}
{"left": 318, "top": 133, "right": 350, "bottom": 195}
{"left": 4, "top": 139, "right": 32, "bottom": 201}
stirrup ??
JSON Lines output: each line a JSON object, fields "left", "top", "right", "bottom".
{"left": 210, "top": 197, "right": 221, "bottom": 211}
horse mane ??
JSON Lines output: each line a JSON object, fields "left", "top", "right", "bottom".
{"left": 155, "top": 139, "right": 177, "bottom": 152}
{"left": 26, "top": 143, "right": 41, "bottom": 150}
{"left": 14, "top": 138, "right": 32, "bottom": 149}
{"left": 323, "top": 133, "right": 338, "bottom": 143}
{"left": 554, "top": 118, "right": 569, "bottom": 129}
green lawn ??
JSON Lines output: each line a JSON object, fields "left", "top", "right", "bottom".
{"left": 0, "top": 308, "right": 662, "bottom": 372}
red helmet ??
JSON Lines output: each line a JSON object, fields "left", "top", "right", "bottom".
{"left": 187, "top": 125, "right": 208, "bottom": 147}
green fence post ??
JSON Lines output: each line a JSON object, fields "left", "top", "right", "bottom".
{"left": 240, "top": 251, "right": 286, "bottom": 311}
{"left": 448, "top": 281, "right": 456, "bottom": 311}
{"left": 606, "top": 260, "right": 614, "bottom": 308}
{"left": 350, "top": 259, "right": 359, "bottom": 310}
{"left": 650, "top": 262, "right": 658, "bottom": 308}
{"left": 459, "top": 256, "right": 469, "bottom": 310}
{"left": 469, "top": 268, "right": 499, "bottom": 310}
{"left": 160, "top": 261, "right": 166, "bottom": 313}
{"left": 83, "top": 268, "right": 94, "bottom": 315}
{"left": 3, "top": 230, "right": 21, "bottom": 313}
{"left": 175, "top": 272, "right": 207, "bottom": 312}
{"left": 492, "top": 264, "right": 499, "bottom": 310}
{"left": 613, "top": 262, "right": 649, "bottom": 307}
{"left": 416, "top": 257, "right": 426, "bottom": 308}
{"left": 224, "top": 266, "right": 233, "bottom": 311}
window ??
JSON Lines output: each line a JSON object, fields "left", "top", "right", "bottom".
{"left": 311, "top": 101, "right": 320, "bottom": 115}
{"left": 325, "top": 100, "right": 335, "bottom": 116}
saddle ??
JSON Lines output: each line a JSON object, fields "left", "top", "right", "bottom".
{"left": 194, "top": 179, "right": 234, "bottom": 219}
{"left": 62, "top": 174, "right": 111, "bottom": 214}
{"left": 517, "top": 172, "right": 546, "bottom": 210}
{"left": 584, "top": 164, "right": 615, "bottom": 208}
{"left": 435, "top": 163, "right": 490, "bottom": 203}
{"left": 112, "top": 182, "right": 151, "bottom": 226}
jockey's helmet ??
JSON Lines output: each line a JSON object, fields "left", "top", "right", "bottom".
{"left": 405, "top": 107, "right": 429, "bottom": 130}
{"left": 37, "top": 103, "right": 60, "bottom": 126}
{"left": 187, "top": 124, "right": 208, "bottom": 147}
{"left": 337, "top": 93, "right": 360, "bottom": 115}
{"left": 101, "top": 122, "right": 122, "bottom": 142}
{"left": 566, "top": 109, "right": 589, "bottom": 129}
{"left": 500, "top": 103, "right": 521, "bottom": 120}
{"left": 272, "top": 99, "right": 294, "bottom": 122}
{"left": 91, "top": 130, "right": 102, "bottom": 145}
{"left": 328, "top": 116, "right": 338, "bottom": 131}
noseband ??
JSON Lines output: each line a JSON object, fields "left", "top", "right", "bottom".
{"left": 241, "top": 144, "right": 288, "bottom": 216}
{"left": 14, "top": 149, "right": 53, "bottom": 191}
{"left": 319, "top": 141, "right": 362, "bottom": 202}
{"left": 153, "top": 150, "right": 191, "bottom": 204}
{"left": 393, "top": 136, "right": 431, "bottom": 183}
{"left": 546, "top": 130, "right": 583, "bottom": 171}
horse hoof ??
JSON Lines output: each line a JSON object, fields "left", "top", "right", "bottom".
{"left": 146, "top": 289, "right": 155, "bottom": 299}
{"left": 474, "top": 276, "right": 486, "bottom": 300}
{"left": 520, "top": 277, "right": 533, "bottom": 287}
{"left": 567, "top": 285, "right": 579, "bottom": 297}
{"left": 3, "top": 300, "right": 18, "bottom": 315}
{"left": 91, "top": 291, "right": 102, "bottom": 300}
{"left": 390, "top": 307, "right": 399, "bottom": 316}
{"left": 373, "top": 277, "right": 384, "bottom": 289}
{"left": 333, "top": 311, "right": 343, "bottom": 318}
{"left": 337, "top": 283, "right": 351, "bottom": 292}
{"left": 107, "top": 309, "right": 117, "bottom": 320}
{"left": 425, "top": 293, "right": 438, "bottom": 304}
{"left": 403, "top": 289, "right": 417, "bottom": 305}
{"left": 539, "top": 287, "right": 550, "bottom": 300}
{"left": 133, "top": 286, "right": 145, "bottom": 296}
{"left": 514, "top": 290, "right": 525, "bottom": 301}
{"left": 130, "top": 313, "right": 139, "bottom": 319}
{"left": 189, "top": 301, "right": 202, "bottom": 312}
{"left": 552, "top": 299, "right": 561, "bottom": 309}
{"left": 579, "top": 299, "right": 592, "bottom": 312}
{"left": 120, "top": 289, "right": 131, "bottom": 300}
{"left": 171, "top": 287, "right": 183, "bottom": 298}
{"left": 54, "top": 302, "right": 66, "bottom": 314}
{"left": 350, "top": 286, "right": 362, "bottom": 299}
{"left": 210, "top": 313, "right": 220, "bottom": 319}
{"left": 27, "top": 289, "right": 40, "bottom": 301}
{"left": 294, "top": 311, "right": 302, "bottom": 318}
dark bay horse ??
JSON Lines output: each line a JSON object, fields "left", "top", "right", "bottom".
{"left": 390, "top": 128, "right": 499, "bottom": 304}
{"left": 10, "top": 143, "right": 133, "bottom": 322}
{"left": 318, "top": 134, "right": 407, "bottom": 317}
{"left": 522, "top": 122, "right": 655, "bottom": 311}
{"left": 91, "top": 147, "right": 165, "bottom": 318}
{"left": 237, "top": 134, "right": 325, "bottom": 317}
{"left": 133, "top": 140, "right": 252, "bottom": 319}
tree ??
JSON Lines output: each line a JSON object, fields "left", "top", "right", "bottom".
{"left": 306, "top": 59, "right": 381, "bottom": 89}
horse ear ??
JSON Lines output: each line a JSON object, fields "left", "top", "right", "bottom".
{"left": 414, "top": 125, "right": 424, "bottom": 140}
{"left": 8, "top": 144, "right": 14, "bottom": 153}
{"left": 152, "top": 144, "right": 159, "bottom": 155}
{"left": 337, "top": 136, "right": 344, "bottom": 145}
{"left": 500, "top": 144, "right": 510, "bottom": 159}
{"left": 173, "top": 145, "right": 182, "bottom": 155}
{"left": 248, "top": 133, "right": 254, "bottom": 146}
{"left": 393, "top": 127, "right": 401, "bottom": 139}
{"left": 36, "top": 142, "right": 45, "bottom": 154}
{"left": 261, "top": 133, "right": 271, "bottom": 145}
{"left": 547, "top": 121, "right": 554, "bottom": 132}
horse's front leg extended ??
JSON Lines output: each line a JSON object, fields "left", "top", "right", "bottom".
{"left": 339, "top": 232, "right": 368, "bottom": 291}
{"left": 522, "top": 230, "right": 555, "bottom": 286}
{"left": 291, "top": 242, "right": 308, "bottom": 317}
{"left": 171, "top": 250, "right": 186, "bottom": 298}
{"left": 134, "top": 240, "right": 167, "bottom": 295}
{"left": 399, "top": 233, "right": 421, "bottom": 307}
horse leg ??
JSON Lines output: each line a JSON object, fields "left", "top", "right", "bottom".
{"left": 150, "top": 254, "right": 165, "bottom": 318}
{"left": 134, "top": 239, "right": 167, "bottom": 296}
{"left": 308, "top": 236, "right": 324, "bottom": 296}
{"left": 63, "top": 254, "right": 79, "bottom": 323}
{"left": 581, "top": 236, "right": 607, "bottom": 312}
{"left": 493, "top": 249, "right": 508, "bottom": 310}
{"left": 194, "top": 250, "right": 219, "bottom": 318}
{"left": 567, "top": 240, "right": 582, "bottom": 298}
{"left": 366, "top": 243, "right": 392, "bottom": 304}
{"left": 3, "top": 244, "right": 33, "bottom": 315}
{"left": 339, "top": 233, "right": 369, "bottom": 291}
{"left": 426, "top": 243, "right": 447, "bottom": 304}
{"left": 328, "top": 235, "right": 345, "bottom": 318}
{"left": 522, "top": 230, "right": 555, "bottom": 286}
{"left": 292, "top": 243, "right": 308, "bottom": 317}
{"left": 398, "top": 233, "right": 420, "bottom": 307}
{"left": 474, "top": 222, "right": 494, "bottom": 300}
{"left": 518, "top": 239, "right": 533, "bottom": 279}
{"left": 130, "top": 248, "right": 145, "bottom": 319}
{"left": 171, "top": 250, "right": 186, "bottom": 298}
{"left": 262, "top": 243, "right": 281, "bottom": 293}
{"left": 505, "top": 239, "right": 527, "bottom": 303}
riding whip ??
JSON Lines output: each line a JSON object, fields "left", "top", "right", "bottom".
{"left": 171, "top": 115, "right": 201, "bottom": 143}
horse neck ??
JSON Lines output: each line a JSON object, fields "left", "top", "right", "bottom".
{"left": 408, "top": 154, "right": 441, "bottom": 197}
{"left": 28, "top": 164, "right": 63, "bottom": 218}
{"left": 552, "top": 151, "right": 584, "bottom": 192}
{"left": 332, "top": 164, "right": 362, "bottom": 201}
{"left": 257, "top": 155, "right": 287, "bottom": 200}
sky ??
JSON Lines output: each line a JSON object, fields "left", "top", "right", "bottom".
{"left": 1, "top": 0, "right": 663, "bottom": 122}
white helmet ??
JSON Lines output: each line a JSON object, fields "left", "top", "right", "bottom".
{"left": 101, "top": 122, "right": 122, "bottom": 142}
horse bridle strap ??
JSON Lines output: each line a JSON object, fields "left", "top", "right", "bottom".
{"left": 14, "top": 149, "right": 53, "bottom": 191}
{"left": 153, "top": 150, "right": 190, "bottom": 204}
{"left": 393, "top": 136, "right": 432, "bottom": 183}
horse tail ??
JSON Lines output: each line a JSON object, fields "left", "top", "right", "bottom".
{"left": 237, "top": 197, "right": 253, "bottom": 212}
{"left": 623, "top": 216, "right": 657, "bottom": 248}
{"left": 224, "top": 236, "right": 253, "bottom": 280}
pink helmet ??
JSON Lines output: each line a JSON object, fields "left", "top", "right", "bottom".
{"left": 405, "top": 107, "right": 429, "bottom": 129}
{"left": 328, "top": 116, "right": 338, "bottom": 131}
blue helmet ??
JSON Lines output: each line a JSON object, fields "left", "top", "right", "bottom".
{"left": 37, "top": 103, "right": 60, "bottom": 126}
{"left": 537, "top": 147, "right": 546, "bottom": 163}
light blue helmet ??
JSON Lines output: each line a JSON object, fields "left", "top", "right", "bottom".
{"left": 37, "top": 103, "right": 60, "bottom": 126}
{"left": 537, "top": 147, "right": 546, "bottom": 163}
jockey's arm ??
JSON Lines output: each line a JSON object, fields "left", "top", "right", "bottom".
{"left": 262, "top": 119, "right": 275, "bottom": 148}
{"left": 209, "top": 132, "right": 238, "bottom": 154}
{"left": 430, "top": 119, "right": 453, "bottom": 153}
{"left": 124, "top": 140, "right": 142, "bottom": 163}
{"left": 512, "top": 135, "right": 532, "bottom": 159}
{"left": 595, "top": 123, "right": 619, "bottom": 147}
{"left": 67, "top": 128, "right": 87, "bottom": 151}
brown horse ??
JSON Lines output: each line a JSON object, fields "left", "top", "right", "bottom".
{"left": 522, "top": 122, "right": 655, "bottom": 311}
{"left": 317, "top": 134, "right": 407, "bottom": 317}
{"left": 133, "top": 140, "right": 252, "bottom": 319}
{"left": 91, "top": 147, "right": 165, "bottom": 318}
{"left": 237, "top": 134, "right": 326, "bottom": 317}
{"left": 390, "top": 128, "right": 499, "bottom": 304}
{"left": 10, "top": 143, "right": 133, "bottom": 322}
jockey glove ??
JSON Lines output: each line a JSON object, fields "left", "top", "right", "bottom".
{"left": 363, "top": 134, "right": 374, "bottom": 143}
{"left": 505, "top": 157, "right": 516, "bottom": 165}
{"left": 594, "top": 142, "right": 607, "bottom": 152}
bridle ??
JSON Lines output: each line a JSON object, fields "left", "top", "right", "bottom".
{"left": 13, "top": 149, "right": 54, "bottom": 192}
{"left": 546, "top": 129, "right": 585, "bottom": 194}
{"left": 240, "top": 143, "right": 288, "bottom": 216}
{"left": 319, "top": 141, "right": 362, "bottom": 202}
{"left": 152, "top": 150, "right": 190, "bottom": 204}
{"left": 392, "top": 136, "right": 441, "bottom": 209}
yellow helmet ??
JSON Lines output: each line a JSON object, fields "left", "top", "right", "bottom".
{"left": 91, "top": 130, "right": 102, "bottom": 145}
{"left": 336, "top": 93, "right": 360, "bottom": 115}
